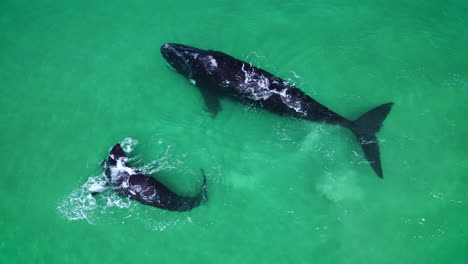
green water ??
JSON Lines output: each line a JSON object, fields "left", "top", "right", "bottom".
{"left": 1, "top": 0, "right": 467, "bottom": 263}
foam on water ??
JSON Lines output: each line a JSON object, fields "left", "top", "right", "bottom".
{"left": 56, "top": 173, "right": 132, "bottom": 224}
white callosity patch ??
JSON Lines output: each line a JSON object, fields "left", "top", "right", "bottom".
{"left": 203, "top": 55, "right": 218, "bottom": 74}
{"left": 237, "top": 64, "right": 307, "bottom": 115}
{"left": 208, "top": 56, "right": 217, "bottom": 67}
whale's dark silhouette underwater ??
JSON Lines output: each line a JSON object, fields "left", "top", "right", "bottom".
{"left": 161, "top": 43, "right": 393, "bottom": 178}
{"left": 93, "top": 144, "right": 207, "bottom": 211}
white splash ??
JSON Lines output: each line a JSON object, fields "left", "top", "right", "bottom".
{"left": 120, "top": 137, "right": 138, "bottom": 153}
{"left": 236, "top": 63, "right": 307, "bottom": 115}
{"left": 109, "top": 158, "right": 135, "bottom": 182}
{"left": 88, "top": 183, "right": 106, "bottom": 193}
{"left": 57, "top": 173, "right": 131, "bottom": 223}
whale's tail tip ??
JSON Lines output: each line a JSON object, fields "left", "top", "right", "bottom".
{"left": 350, "top": 102, "right": 394, "bottom": 178}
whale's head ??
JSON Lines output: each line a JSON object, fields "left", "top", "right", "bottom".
{"left": 161, "top": 43, "right": 202, "bottom": 77}
{"left": 161, "top": 43, "right": 220, "bottom": 83}
{"left": 105, "top": 143, "right": 136, "bottom": 183}
{"left": 108, "top": 144, "right": 126, "bottom": 167}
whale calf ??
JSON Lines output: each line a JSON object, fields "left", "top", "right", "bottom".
{"left": 161, "top": 43, "right": 393, "bottom": 178}
{"left": 94, "top": 144, "right": 207, "bottom": 211}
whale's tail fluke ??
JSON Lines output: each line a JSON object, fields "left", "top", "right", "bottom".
{"left": 179, "top": 169, "right": 208, "bottom": 211}
{"left": 349, "top": 103, "right": 394, "bottom": 178}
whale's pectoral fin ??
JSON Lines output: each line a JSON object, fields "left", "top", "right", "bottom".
{"left": 200, "top": 88, "right": 221, "bottom": 118}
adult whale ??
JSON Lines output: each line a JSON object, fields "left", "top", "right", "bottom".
{"left": 160, "top": 43, "right": 393, "bottom": 178}
{"left": 93, "top": 144, "right": 207, "bottom": 211}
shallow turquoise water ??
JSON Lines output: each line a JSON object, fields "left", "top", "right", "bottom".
{"left": 1, "top": 0, "right": 467, "bottom": 263}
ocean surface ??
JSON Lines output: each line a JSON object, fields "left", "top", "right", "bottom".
{"left": 1, "top": 0, "right": 467, "bottom": 263}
